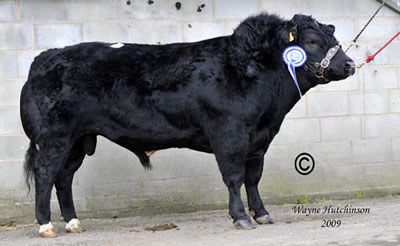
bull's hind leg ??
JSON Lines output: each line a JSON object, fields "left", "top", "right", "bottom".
{"left": 34, "top": 141, "right": 70, "bottom": 238}
{"left": 55, "top": 141, "right": 86, "bottom": 233}
{"left": 244, "top": 156, "right": 274, "bottom": 224}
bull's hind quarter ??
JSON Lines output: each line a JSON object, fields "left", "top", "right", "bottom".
{"left": 20, "top": 13, "right": 355, "bottom": 237}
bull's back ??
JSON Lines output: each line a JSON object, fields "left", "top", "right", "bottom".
{"left": 26, "top": 39, "right": 227, "bottom": 97}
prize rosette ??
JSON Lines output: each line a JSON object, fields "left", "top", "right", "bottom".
{"left": 282, "top": 45, "right": 308, "bottom": 98}
{"left": 282, "top": 45, "right": 307, "bottom": 67}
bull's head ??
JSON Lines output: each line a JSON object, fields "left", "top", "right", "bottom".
{"left": 284, "top": 14, "right": 355, "bottom": 84}
{"left": 231, "top": 13, "right": 355, "bottom": 90}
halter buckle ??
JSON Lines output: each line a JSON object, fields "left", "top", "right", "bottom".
{"left": 320, "top": 58, "right": 330, "bottom": 68}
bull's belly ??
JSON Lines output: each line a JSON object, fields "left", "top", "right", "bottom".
{"left": 97, "top": 122, "right": 213, "bottom": 153}
{"left": 113, "top": 135, "right": 213, "bottom": 154}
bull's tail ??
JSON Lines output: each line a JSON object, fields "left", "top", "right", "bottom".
{"left": 24, "top": 141, "right": 37, "bottom": 193}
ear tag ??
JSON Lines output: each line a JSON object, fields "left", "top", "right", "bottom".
{"left": 289, "top": 32, "right": 295, "bottom": 42}
{"left": 282, "top": 45, "right": 308, "bottom": 98}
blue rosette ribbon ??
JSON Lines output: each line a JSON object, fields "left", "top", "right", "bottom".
{"left": 282, "top": 45, "right": 308, "bottom": 98}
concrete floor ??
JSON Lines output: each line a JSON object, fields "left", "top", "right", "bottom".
{"left": 1, "top": 196, "right": 399, "bottom": 246}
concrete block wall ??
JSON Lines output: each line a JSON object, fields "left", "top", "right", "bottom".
{"left": 1, "top": 0, "right": 400, "bottom": 224}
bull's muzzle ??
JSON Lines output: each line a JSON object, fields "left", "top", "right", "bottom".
{"left": 345, "top": 60, "right": 356, "bottom": 76}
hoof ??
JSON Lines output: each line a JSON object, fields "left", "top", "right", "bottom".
{"left": 255, "top": 215, "right": 275, "bottom": 225}
{"left": 39, "top": 222, "right": 57, "bottom": 238}
{"left": 65, "top": 219, "right": 85, "bottom": 233}
{"left": 234, "top": 219, "right": 257, "bottom": 230}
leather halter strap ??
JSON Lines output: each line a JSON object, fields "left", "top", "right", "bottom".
{"left": 305, "top": 45, "right": 340, "bottom": 81}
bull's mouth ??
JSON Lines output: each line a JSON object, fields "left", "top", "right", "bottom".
{"left": 323, "top": 61, "right": 355, "bottom": 83}
{"left": 324, "top": 71, "right": 354, "bottom": 83}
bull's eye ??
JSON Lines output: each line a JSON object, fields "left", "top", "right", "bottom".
{"left": 307, "top": 40, "right": 318, "bottom": 46}
{"left": 303, "top": 32, "right": 325, "bottom": 49}
{"left": 306, "top": 40, "right": 323, "bottom": 49}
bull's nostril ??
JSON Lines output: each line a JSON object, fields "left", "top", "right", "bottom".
{"left": 345, "top": 60, "right": 355, "bottom": 68}
{"left": 345, "top": 60, "right": 356, "bottom": 75}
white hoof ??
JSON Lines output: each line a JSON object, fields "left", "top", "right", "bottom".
{"left": 65, "top": 218, "right": 85, "bottom": 233}
{"left": 39, "top": 222, "right": 57, "bottom": 238}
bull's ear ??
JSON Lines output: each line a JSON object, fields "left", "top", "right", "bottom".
{"left": 282, "top": 22, "right": 297, "bottom": 43}
{"left": 327, "top": 24, "right": 335, "bottom": 34}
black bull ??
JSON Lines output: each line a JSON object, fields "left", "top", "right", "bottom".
{"left": 20, "top": 13, "right": 355, "bottom": 235}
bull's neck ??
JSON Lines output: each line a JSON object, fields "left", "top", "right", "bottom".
{"left": 273, "top": 68, "right": 315, "bottom": 117}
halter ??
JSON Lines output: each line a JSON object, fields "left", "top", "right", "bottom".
{"left": 282, "top": 44, "right": 341, "bottom": 99}
{"left": 305, "top": 45, "right": 341, "bottom": 81}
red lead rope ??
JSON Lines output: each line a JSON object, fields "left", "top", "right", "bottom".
{"left": 363, "top": 31, "right": 400, "bottom": 65}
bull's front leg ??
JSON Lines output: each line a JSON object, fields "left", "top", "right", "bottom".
{"left": 244, "top": 156, "right": 274, "bottom": 224}
{"left": 210, "top": 127, "right": 255, "bottom": 230}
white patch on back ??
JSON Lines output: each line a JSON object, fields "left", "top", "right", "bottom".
{"left": 110, "top": 43, "right": 124, "bottom": 48}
